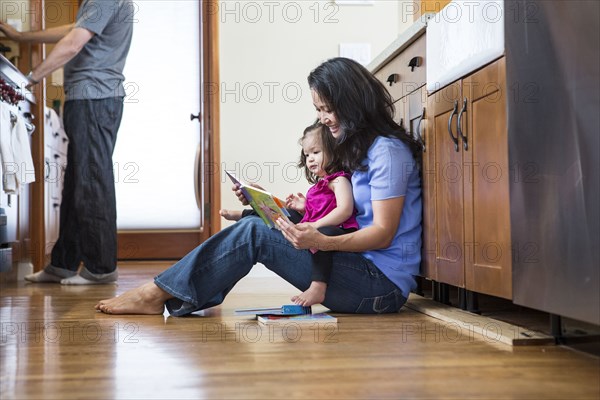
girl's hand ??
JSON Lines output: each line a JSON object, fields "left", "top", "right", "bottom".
{"left": 285, "top": 192, "right": 306, "bottom": 213}
{"left": 276, "top": 219, "right": 324, "bottom": 250}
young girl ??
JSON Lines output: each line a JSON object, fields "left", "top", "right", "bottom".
{"left": 220, "top": 121, "right": 358, "bottom": 307}
{"left": 287, "top": 121, "right": 358, "bottom": 306}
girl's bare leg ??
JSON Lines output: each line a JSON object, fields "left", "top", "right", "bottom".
{"left": 95, "top": 282, "right": 172, "bottom": 315}
{"left": 219, "top": 209, "right": 243, "bottom": 221}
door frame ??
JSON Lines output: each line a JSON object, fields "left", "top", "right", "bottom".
{"left": 117, "top": 1, "right": 221, "bottom": 260}
{"left": 29, "top": 1, "right": 221, "bottom": 269}
{"left": 26, "top": 0, "right": 49, "bottom": 271}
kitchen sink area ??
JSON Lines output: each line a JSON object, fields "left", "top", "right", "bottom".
{"left": 426, "top": 0, "right": 505, "bottom": 93}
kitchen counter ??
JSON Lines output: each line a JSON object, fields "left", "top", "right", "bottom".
{"left": 367, "top": 14, "right": 433, "bottom": 74}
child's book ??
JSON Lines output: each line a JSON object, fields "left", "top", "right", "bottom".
{"left": 225, "top": 171, "right": 292, "bottom": 230}
{"left": 257, "top": 313, "right": 337, "bottom": 326}
{"left": 234, "top": 305, "right": 312, "bottom": 316}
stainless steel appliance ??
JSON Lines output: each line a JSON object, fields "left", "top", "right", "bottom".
{"left": 505, "top": 1, "right": 599, "bottom": 325}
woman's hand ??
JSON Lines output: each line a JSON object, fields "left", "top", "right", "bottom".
{"left": 232, "top": 183, "right": 248, "bottom": 206}
{"left": 285, "top": 192, "right": 306, "bottom": 213}
{"left": 232, "top": 182, "right": 265, "bottom": 206}
{"left": 276, "top": 219, "right": 324, "bottom": 250}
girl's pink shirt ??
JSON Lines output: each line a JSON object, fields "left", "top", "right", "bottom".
{"left": 300, "top": 171, "right": 359, "bottom": 230}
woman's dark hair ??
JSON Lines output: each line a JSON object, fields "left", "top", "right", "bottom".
{"left": 298, "top": 120, "right": 342, "bottom": 185}
{"left": 307, "top": 57, "right": 422, "bottom": 171}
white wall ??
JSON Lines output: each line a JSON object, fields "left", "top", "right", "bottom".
{"left": 219, "top": 0, "right": 414, "bottom": 229}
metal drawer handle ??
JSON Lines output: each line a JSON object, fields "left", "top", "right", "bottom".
{"left": 447, "top": 100, "right": 459, "bottom": 152}
{"left": 416, "top": 107, "right": 426, "bottom": 152}
{"left": 457, "top": 98, "right": 468, "bottom": 151}
{"left": 408, "top": 56, "right": 422, "bottom": 72}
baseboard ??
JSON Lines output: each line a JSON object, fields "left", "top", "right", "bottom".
{"left": 405, "top": 293, "right": 555, "bottom": 346}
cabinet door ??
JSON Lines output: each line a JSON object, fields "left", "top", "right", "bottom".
{"left": 414, "top": 88, "right": 434, "bottom": 279}
{"left": 428, "top": 81, "right": 464, "bottom": 287}
{"left": 463, "top": 57, "right": 512, "bottom": 299}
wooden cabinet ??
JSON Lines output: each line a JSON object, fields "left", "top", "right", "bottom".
{"left": 420, "top": 83, "right": 436, "bottom": 280}
{"left": 371, "top": 31, "right": 437, "bottom": 293}
{"left": 373, "top": 31, "right": 511, "bottom": 300}
{"left": 395, "top": 86, "right": 426, "bottom": 140}
{"left": 374, "top": 34, "right": 426, "bottom": 105}
{"left": 373, "top": 33, "right": 427, "bottom": 153}
{"left": 413, "top": 1, "right": 452, "bottom": 21}
{"left": 423, "top": 57, "right": 512, "bottom": 299}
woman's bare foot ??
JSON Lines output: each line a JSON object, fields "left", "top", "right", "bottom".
{"left": 95, "top": 282, "right": 172, "bottom": 315}
{"left": 219, "top": 209, "right": 243, "bottom": 221}
{"left": 291, "top": 281, "right": 327, "bottom": 307}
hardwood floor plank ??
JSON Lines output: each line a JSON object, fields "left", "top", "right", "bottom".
{"left": 1, "top": 262, "right": 598, "bottom": 399}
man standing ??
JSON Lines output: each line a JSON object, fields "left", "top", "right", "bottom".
{"left": 0, "top": 0, "right": 133, "bottom": 284}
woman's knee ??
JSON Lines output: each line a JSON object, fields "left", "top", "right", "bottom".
{"left": 232, "top": 216, "right": 283, "bottom": 247}
{"left": 234, "top": 215, "right": 270, "bottom": 236}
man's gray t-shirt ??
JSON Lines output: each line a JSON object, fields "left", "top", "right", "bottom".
{"left": 64, "top": 0, "right": 133, "bottom": 100}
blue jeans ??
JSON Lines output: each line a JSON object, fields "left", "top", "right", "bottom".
{"left": 155, "top": 216, "right": 409, "bottom": 316}
{"left": 47, "top": 98, "right": 123, "bottom": 280}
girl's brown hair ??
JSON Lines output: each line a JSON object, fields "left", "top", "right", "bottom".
{"left": 298, "top": 120, "right": 342, "bottom": 185}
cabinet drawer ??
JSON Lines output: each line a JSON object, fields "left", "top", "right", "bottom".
{"left": 375, "top": 33, "right": 426, "bottom": 101}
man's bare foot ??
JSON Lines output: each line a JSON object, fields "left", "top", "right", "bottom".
{"left": 291, "top": 281, "right": 327, "bottom": 307}
{"left": 95, "top": 282, "right": 172, "bottom": 315}
{"left": 219, "top": 209, "right": 243, "bottom": 221}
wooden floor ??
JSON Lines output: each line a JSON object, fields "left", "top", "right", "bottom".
{"left": 1, "top": 262, "right": 599, "bottom": 400}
